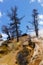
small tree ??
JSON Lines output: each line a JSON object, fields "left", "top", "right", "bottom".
{"left": 32, "top": 9, "right": 39, "bottom": 37}
{"left": 2, "top": 25, "right": 10, "bottom": 40}
{"left": 27, "top": 9, "right": 39, "bottom": 37}
{"left": 8, "top": 6, "right": 24, "bottom": 42}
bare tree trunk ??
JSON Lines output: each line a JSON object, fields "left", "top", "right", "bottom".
{"left": 33, "top": 9, "right": 38, "bottom": 37}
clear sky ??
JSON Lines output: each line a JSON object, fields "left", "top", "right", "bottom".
{"left": 0, "top": 0, "right": 43, "bottom": 38}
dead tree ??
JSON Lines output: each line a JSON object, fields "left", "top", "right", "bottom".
{"left": 2, "top": 25, "right": 10, "bottom": 40}
{"left": 32, "top": 9, "right": 39, "bottom": 37}
{"left": 27, "top": 9, "right": 39, "bottom": 37}
{"left": 8, "top": 6, "right": 24, "bottom": 42}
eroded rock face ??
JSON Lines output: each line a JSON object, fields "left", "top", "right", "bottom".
{"left": 16, "top": 47, "right": 30, "bottom": 65}
{"left": 39, "top": 60, "right": 43, "bottom": 65}
{"left": 16, "top": 44, "right": 34, "bottom": 65}
{"left": 17, "top": 52, "right": 28, "bottom": 65}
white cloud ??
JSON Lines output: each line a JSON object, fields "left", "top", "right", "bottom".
{"left": 0, "top": 0, "right": 3, "bottom": 3}
{"left": 41, "top": 4, "right": 43, "bottom": 6}
{"left": 38, "top": 0, "right": 43, "bottom": 6}
{"left": 0, "top": 12, "right": 2, "bottom": 18}
{"left": 38, "top": 0, "right": 41, "bottom": 3}
{"left": 39, "top": 29, "right": 43, "bottom": 37}
{"left": 30, "top": 0, "right": 43, "bottom": 3}
{"left": 30, "top": 0, "right": 35, "bottom": 3}
{"left": 38, "top": 0, "right": 43, "bottom": 3}
{"left": 2, "top": 33, "right": 8, "bottom": 37}
{"left": 30, "top": 0, "right": 43, "bottom": 7}
{"left": 1, "top": 33, "right": 8, "bottom": 40}
{"left": 38, "top": 14, "right": 43, "bottom": 25}
{"left": 39, "top": 21, "right": 43, "bottom": 25}
{"left": 38, "top": 14, "right": 43, "bottom": 20}
{"left": 0, "top": 12, "right": 5, "bottom": 18}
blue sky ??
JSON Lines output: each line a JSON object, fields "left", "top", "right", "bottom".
{"left": 0, "top": 0, "right": 43, "bottom": 38}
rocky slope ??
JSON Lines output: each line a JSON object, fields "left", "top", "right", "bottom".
{"left": 0, "top": 35, "right": 43, "bottom": 65}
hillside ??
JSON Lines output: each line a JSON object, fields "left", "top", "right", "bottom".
{"left": 0, "top": 34, "right": 43, "bottom": 65}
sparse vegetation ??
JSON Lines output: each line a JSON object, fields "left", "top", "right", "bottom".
{"left": 0, "top": 4, "right": 42, "bottom": 65}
